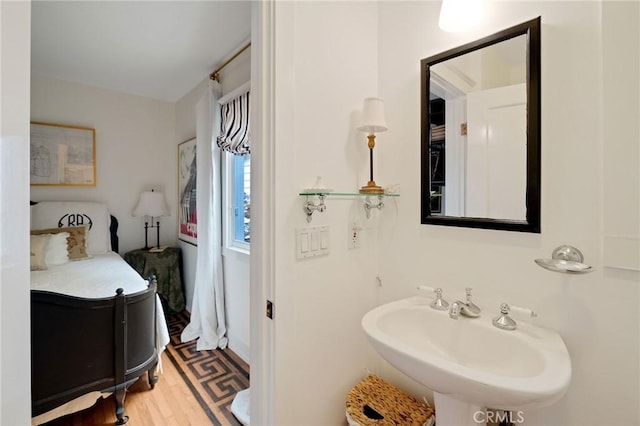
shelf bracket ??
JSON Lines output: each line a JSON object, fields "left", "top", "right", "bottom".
{"left": 303, "top": 195, "right": 326, "bottom": 223}
{"left": 364, "top": 196, "right": 384, "bottom": 219}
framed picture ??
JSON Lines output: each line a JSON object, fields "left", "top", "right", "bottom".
{"left": 30, "top": 122, "right": 96, "bottom": 186}
{"left": 178, "top": 137, "right": 197, "bottom": 245}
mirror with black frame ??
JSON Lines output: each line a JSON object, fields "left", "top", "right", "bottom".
{"left": 420, "top": 17, "right": 541, "bottom": 233}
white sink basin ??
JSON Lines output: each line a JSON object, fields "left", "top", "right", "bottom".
{"left": 362, "top": 297, "right": 571, "bottom": 420}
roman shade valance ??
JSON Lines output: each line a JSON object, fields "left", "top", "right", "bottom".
{"left": 216, "top": 91, "right": 251, "bottom": 155}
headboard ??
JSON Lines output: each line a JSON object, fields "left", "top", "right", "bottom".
{"left": 30, "top": 201, "right": 119, "bottom": 253}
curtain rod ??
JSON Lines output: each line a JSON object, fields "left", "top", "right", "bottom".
{"left": 209, "top": 42, "right": 252, "bottom": 82}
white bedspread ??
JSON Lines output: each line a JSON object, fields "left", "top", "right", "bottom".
{"left": 31, "top": 252, "right": 149, "bottom": 297}
{"left": 30, "top": 252, "right": 171, "bottom": 425}
{"left": 30, "top": 251, "right": 170, "bottom": 352}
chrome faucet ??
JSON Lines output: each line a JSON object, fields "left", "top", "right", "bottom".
{"left": 492, "top": 303, "right": 537, "bottom": 330}
{"left": 448, "top": 288, "right": 481, "bottom": 319}
{"left": 492, "top": 303, "right": 517, "bottom": 330}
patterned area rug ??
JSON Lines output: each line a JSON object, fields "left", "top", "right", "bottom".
{"left": 166, "top": 311, "right": 250, "bottom": 426}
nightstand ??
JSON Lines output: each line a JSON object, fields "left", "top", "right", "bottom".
{"left": 124, "top": 247, "right": 185, "bottom": 313}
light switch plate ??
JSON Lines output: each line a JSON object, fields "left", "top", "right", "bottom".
{"left": 296, "top": 226, "right": 329, "bottom": 259}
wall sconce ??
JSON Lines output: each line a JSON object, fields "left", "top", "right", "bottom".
{"left": 133, "top": 189, "right": 169, "bottom": 249}
{"left": 439, "top": 0, "right": 485, "bottom": 33}
{"left": 357, "top": 97, "right": 388, "bottom": 194}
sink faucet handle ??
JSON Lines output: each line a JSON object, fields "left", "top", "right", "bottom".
{"left": 510, "top": 305, "right": 538, "bottom": 318}
{"left": 431, "top": 288, "right": 449, "bottom": 311}
{"left": 493, "top": 303, "right": 517, "bottom": 330}
{"left": 416, "top": 285, "right": 436, "bottom": 293}
{"left": 416, "top": 285, "right": 450, "bottom": 310}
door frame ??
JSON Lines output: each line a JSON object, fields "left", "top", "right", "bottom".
{"left": 249, "top": 1, "right": 275, "bottom": 424}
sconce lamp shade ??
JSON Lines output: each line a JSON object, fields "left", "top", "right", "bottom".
{"left": 357, "top": 97, "right": 388, "bottom": 134}
{"left": 133, "top": 191, "right": 169, "bottom": 217}
{"left": 439, "top": 0, "right": 484, "bottom": 33}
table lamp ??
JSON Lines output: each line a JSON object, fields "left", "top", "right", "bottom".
{"left": 133, "top": 189, "right": 169, "bottom": 249}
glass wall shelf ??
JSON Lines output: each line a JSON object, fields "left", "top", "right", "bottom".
{"left": 299, "top": 192, "right": 399, "bottom": 222}
{"left": 299, "top": 191, "right": 399, "bottom": 197}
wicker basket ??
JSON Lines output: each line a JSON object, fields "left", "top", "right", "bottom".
{"left": 345, "top": 375, "right": 434, "bottom": 426}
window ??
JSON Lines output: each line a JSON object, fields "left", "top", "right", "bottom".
{"left": 224, "top": 152, "right": 250, "bottom": 252}
{"left": 234, "top": 154, "right": 251, "bottom": 244}
{"left": 218, "top": 85, "right": 251, "bottom": 253}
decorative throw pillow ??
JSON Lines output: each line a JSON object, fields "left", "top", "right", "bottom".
{"left": 30, "top": 234, "right": 50, "bottom": 271}
{"left": 44, "top": 232, "right": 70, "bottom": 266}
{"left": 31, "top": 226, "right": 89, "bottom": 260}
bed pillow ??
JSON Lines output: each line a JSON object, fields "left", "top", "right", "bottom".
{"left": 30, "top": 234, "right": 50, "bottom": 271}
{"left": 31, "top": 201, "right": 110, "bottom": 255}
{"left": 44, "top": 232, "right": 70, "bottom": 265}
{"left": 31, "top": 226, "right": 89, "bottom": 260}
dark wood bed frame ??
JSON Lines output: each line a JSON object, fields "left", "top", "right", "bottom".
{"left": 31, "top": 214, "right": 159, "bottom": 425}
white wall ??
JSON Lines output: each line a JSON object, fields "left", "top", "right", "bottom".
{"left": 376, "top": 2, "right": 639, "bottom": 426}
{"left": 602, "top": 1, "right": 640, "bottom": 270}
{"left": 265, "top": 1, "right": 639, "bottom": 425}
{"left": 30, "top": 75, "right": 177, "bottom": 255}
{"left": 270, "top": 2, "right": 382, "bottom": 424}
{"left": 175, "top": 47, "right": 251, "bottom": 361}
{"left": 0, "top": 1, "right": 32, "bottom": 424}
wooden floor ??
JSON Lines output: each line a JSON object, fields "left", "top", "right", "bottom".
{"left": 44, "top": 352, "right": 217, "bottom": 426}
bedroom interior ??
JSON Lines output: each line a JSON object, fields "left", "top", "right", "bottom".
{"left": 23, "top": 1, "right": 253, "bottom": 425}
{"left": 1, "top": 1, "right": 639, "bottom": 426}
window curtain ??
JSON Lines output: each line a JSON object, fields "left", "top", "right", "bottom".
{"left": 181, "top": 80, "right": 228, "bottom": 351}
{"left": 217, "top": 91, "right": 251, "bottom": 155}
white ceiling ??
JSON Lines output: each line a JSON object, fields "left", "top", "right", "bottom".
{"left": 31, "top": 1, "right": 252, "bottom": 102}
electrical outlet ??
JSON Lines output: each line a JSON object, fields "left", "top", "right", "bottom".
{"left": 348, "top": 222, "right": 360, "bottom": 249}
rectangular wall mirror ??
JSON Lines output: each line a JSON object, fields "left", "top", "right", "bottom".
{"left": 420, "top": 17, "right": 541, "bottom": 233}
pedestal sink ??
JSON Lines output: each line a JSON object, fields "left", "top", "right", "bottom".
{"left": 362, "top": 297, "right": 571, "bottom": 426}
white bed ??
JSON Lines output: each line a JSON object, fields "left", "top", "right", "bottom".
{"left": 30, "top": 201, "right": 170, "bottom": 425}
{"left": 30, "top": 251, "right": 170, "bottom": 361}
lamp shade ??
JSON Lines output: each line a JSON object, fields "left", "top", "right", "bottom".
{"left": 357, "top": 97, "right": 388, "bottom": 134}
{"left": 133, "top": 191, "right": 169, "bottom": 217}
{"left": 439, "top": 0, "right": 484, "bottom": 33}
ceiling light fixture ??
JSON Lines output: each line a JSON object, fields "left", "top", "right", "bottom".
{"left": 439, "top": 0, "right": 485, "bottom": 33}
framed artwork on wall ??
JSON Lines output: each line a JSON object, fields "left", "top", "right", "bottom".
{"left": 178, "top": 137, "right": 197, "bottom": 245}
{"left": 30, "top": 122, "right": 96, "bottom": 186}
